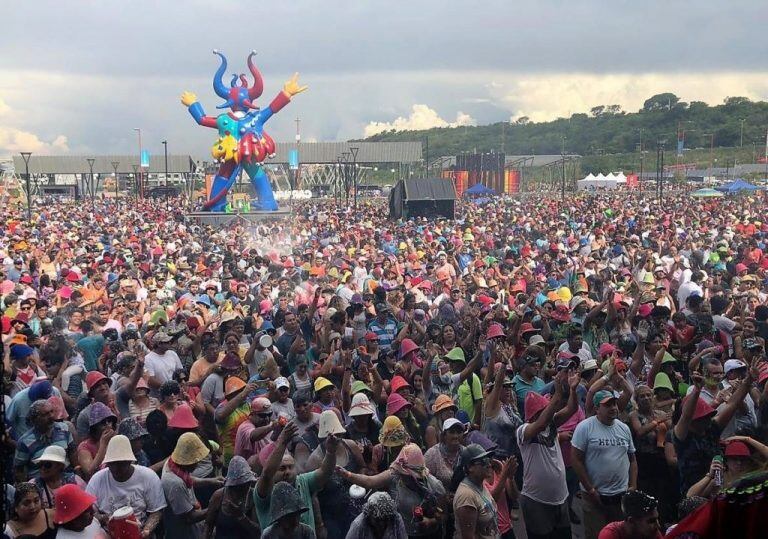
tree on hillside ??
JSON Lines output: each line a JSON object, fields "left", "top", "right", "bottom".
{"left": 590, "top": 106, "right": 605, "bottom": 117}
{"left": 642, "top": 93, "right": 680, "bottom": 112}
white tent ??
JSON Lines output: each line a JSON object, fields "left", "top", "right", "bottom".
{"left": 577, "top": 172, "right": 627, "bottom": 190}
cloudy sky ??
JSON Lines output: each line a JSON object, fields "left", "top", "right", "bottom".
{"left": 1, "top": 0, "right": 767, "bottom": 158}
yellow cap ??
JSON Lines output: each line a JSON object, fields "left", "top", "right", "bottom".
{"left": 314, "top": 377, "right": 335, "bottom": 392}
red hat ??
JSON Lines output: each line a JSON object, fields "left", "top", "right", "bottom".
{"left": 20, "top": 275, "right": 33, "bottom": 284}
{"left": 66, "top": 272, "right": 81, "bottom": 283}
{"left": 168, "top": 403, "right": 199, "bottom": 429}
{"left": 259, "top": 299, "right": 273, "bottom": 315}
{"left": 476, "top": 295, "right": 493, "bottom": 306}
{"left": 724, "top": 440, "right": 752, "bottom": 458}
{"left": 486, "top": 323, "right": 505, "bottom": 339}
{"left": 364, "top": 332, "right": 379, "bottom": 342}
{"left": 520, "top": 322, "right": 538, "bottom": 335}
{"left": 687, "top": 394, "right": 716, "bottom": 422}
{"left": 598, "top": 343, "right": 617, "bottom": 357}
{"left": 524, "top": 391, "right": 550, "bottom": 422}
{"left": 386, "top": 392, "right": 411, "bottom": 415}
{"left": 390, "top": 375, "right": 411, "bottom": 394}
{"left": 54, "top": 484, "right": 96, "bottom": 525}
{"left": 399, "top": 338, "right": 419, "bottom": 359}
{"left": 551, "top": 305, "right": 571, "bottom": 322}
{"left": 638, "top": 304, "right": 652, "bottom": 318}
{"left": 85, "top": 371, "right": 112, "bottom": 394}
{"left": 735, "top": 263, "right": 748, "bottom": 274}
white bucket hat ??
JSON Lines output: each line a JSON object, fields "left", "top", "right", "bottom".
{"left": 318, "top": 410, "right": 347, "bottom": 438}
{"left": 33, "top": 445, "right": 68, "bottom": 465}
{"left": 348, "top": 393, "right": 375, "bottom": 417}
{"left": 103, "top": 435, "right": 137, "bottom": 464}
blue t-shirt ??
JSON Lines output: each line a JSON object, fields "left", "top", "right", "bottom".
{"left": 571, "top": 415, "right": 635, "bottom": 496}
{"left": 511, "top": 375, "right": 546, "bottom": 417}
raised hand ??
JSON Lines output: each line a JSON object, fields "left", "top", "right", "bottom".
{"left": 283, "top": 73, "right": 308, "bottom": 96}
{"left": 180, "top": 91, "right": 198, "bottom": 106}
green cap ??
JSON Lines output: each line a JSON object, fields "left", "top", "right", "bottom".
{"left": 444, "top": 347, "right": 466, "bottom": 363}
{"left": 653, "top": 372, "right": 674, "bottom": 393}
{"left": 661, "top": 352, "right": 677, "bottom": 365}
{"left": 351, "top": 380, "right": 372, "bottom": 395}
{"left": 593, "top": 389, "right": 617, "bottom": 407}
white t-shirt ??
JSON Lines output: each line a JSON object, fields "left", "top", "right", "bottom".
{"left": 516, "top": 423, "right": 569, "bottom": 505}
{"left": 56, "top": 519, "right": 106, "bottom": 538}
{"left": 144, "top": 350, "right": 183, "bottom": 393}
{"left": 86, "top": 465, "right": 167, "bottom": 525}
{"left": 571, "top": 415, "right": 635, "bottom": 496}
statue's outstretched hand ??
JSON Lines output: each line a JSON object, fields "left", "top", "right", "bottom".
{"left": 181, "top": 91, "right": 198, "bottom": 106}
{"left": 283, "top": 73, "right": 308, "bottom": 97}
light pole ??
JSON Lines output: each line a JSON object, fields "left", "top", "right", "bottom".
{"left": 162, "top": 140, "right": 169, "bottom": 191}
{"left": 560, "top": 135, "right": 567, "bottom": 201}
{"left": 20, "top": 152, "right": 32, "bottom": 222}
{"left": 349, "top": 146, "right": 359, "bottom": 215}
{"left": 391, "top": 168, "right": 396, "bottom": 184}
{"left": 111, "top": 161, "right": 120, "bottom": 209}
{"left": 341, "top": 151, "right": 350, "bottom": 203}
{"left": 86, "top": 158, "right": 96, "bottom": 210}
{"left": 131, "top": 164, "right": 139, "bottom": 200}
{"left": 740, "top": 118, "right": 745, "bottom": 148}
{"left": 133, "top": 128, "right": 142, "bottom": 198}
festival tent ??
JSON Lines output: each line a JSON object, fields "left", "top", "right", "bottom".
{"left": 691, "top": 188, "right": 724, "bottom": 198}
{"left": 464, "top": 183, "right": 495, "bottom": 196}
{"left": 577, "top": 172, "right": 628, "bottom": 190}
{"left": 715, "top": 179, "right": 760, "bottom": 193}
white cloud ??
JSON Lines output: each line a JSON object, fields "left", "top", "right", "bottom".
{"left": 0, "top": 127, "right": 70, "bottom": 155}
{"left": 485, "top": 72, "right": 768, "bottom": 122}
{"left": 363, "top": 104, "right": 476, "bottom": 137}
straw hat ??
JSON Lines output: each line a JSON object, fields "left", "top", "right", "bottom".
{"left": 432, "top": 394, "right": 457, "bottom": 414}
{"left": 318, "top": 410, "right": 346, "bottom": 438}
{"left": 171, "top": 432, "right": 210, "bottom": 466}
{"left": 103, "top": 435, "right": 137, "bottom": 464}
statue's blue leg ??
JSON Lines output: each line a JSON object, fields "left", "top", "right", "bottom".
{"left": 205, "top": 175, "right": 231, "bottom": 212}
{"left": 244, "top": 163, "right": 278, "bottom": 211}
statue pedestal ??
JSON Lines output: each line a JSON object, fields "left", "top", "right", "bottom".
{"left": 185, "top": 208, "right": 291, "bottom": 227}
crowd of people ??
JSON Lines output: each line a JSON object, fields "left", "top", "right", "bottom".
{"left": 3, "top": 190, "right": 768, "bottom": 539}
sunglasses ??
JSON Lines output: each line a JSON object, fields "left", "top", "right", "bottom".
{"left": 257, "top": 413, "right": 272, "bottom": 419}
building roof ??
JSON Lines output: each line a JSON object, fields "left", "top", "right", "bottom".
{"left": 11, "top": 155, "right": 196, "bottom": 175}
{"left": 270, "top": 142, "right": 421, "bottom": 164}
{"left": 402, "top": 177, "right": 457, "bottom": 201}
{"left": 10, "top": 142, "right": 422, "bottom": 174}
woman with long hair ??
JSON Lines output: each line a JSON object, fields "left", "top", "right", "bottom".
{"left": 451, "top": 444, "right": 500, "bottom": 539}
{"left": 3, "top": 483, "right": 56, "bottom": 539}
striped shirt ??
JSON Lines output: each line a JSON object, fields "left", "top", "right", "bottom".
{"left": 14, "top": 422, "right": 74, "bottom": 478}
{"left": 367, "top": 318, "right": 398, "bottom": 351}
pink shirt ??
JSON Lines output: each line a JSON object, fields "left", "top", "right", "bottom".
{"left": 233, "top": 420, "right": 270, "bottom": 461}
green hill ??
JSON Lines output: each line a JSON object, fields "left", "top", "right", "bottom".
{"left": 361, "top": 93, "right": 768, "bottom": 163}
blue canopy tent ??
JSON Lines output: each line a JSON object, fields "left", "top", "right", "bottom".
{"left": 715, "top": 179, "right": 760, "bottom": 193}
{"left": 464, "top": 183, "right": 495, "bottom": 196}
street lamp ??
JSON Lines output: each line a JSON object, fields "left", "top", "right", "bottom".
{"left": 111, "top": 161, "right": 120, "bottom": 209}
{"left": 341, "top": 151, "right": 350, "bottom": 203}
{"left": 349, "top": 146, "right": 359, "bottom": 215}
{"left": 391, "top": 168, "right": 396, "bottom": 184}
{"left": 740, "top": 118, "right": 746, "bottom": 148}
{"left": 86, "top": 158, "right": 96, "bottom": 210}
{"left": 131, "top": 164, "right": 139, "bottom": 200}
{"left": 162, "top": 140, "right": 169, "bottom": 191}
{"left": 20, "top": 152, "right": 32, "bottom": 221}
{"left": 133, "top": 127, "right": 142, "bottom": 198}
